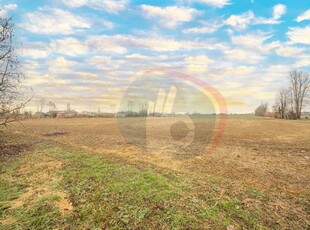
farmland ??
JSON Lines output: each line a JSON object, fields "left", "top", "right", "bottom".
{"left": 0, "top": 117, "right": 309, "bottom": 229}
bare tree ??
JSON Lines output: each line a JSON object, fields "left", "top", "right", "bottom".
{"left": 0, "top": 17, "right": 31, "bottom": 127}
{"left": 255, "top": 103, "right": 268, "bottom": 117}
{"left": 275, "top": 88, "right": 290, "bottom": 119}
{"left": 48, "top": 101, "right": 56, "bottom": 111}
{"left": 38, "top": 98, "right": 46, "bottom": 113}
{"left": 288, "top": 70, "right": 310, "bottom": 119}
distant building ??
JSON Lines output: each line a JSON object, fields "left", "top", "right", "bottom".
{"left": 301, "top": 112, "right": 310, "bottom": 119}
{"left": 100, "top": 113, "right": 115, "bottom": 118}
{"left": 115, "top": 112, "right": 126, "bottom": 118}
{"left": 56, "top": 110, "right": 78, "bottom": 118}
{"left": 79, "top": 111, "right": 98, "bottom": 117}
{"left": 34, "top": 112, "right": 46, "bottom": 118}
{"left": 46, "top": 111, "right": 58, "bottom": 118}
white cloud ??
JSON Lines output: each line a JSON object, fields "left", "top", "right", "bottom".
{"left": 60, "top": 0, "right": 87, "bottom": 8}
{"left": 23, "top": 73, "right": 57, "bottom": 87}
{"left": 264, "top": 65, "right": 291, "bottom": 77}
{"left": 225, "top": 31, "right": 281, "bottom": 60}
{"left": 253, "top": 17, "right": 279, "bottom": 25}
{"left": 125, "top": 53, "right": 153, "bottom": 61}
{"left": 275, "top": 46, "right": 305, "bottom": 58}
{"left": 254, "top": 4, "right": 286, "bottom": 25}
{"left": 231, "top": 32, "right": 272, "bottom": 47}
{"left": 140, "top": 5, "right": 200, "bottom": 28}
{"left": 21, "top": 7, "right": 90, "bottom": 35}
{"left": 183, "top": 20, "right": 223, "bottom": 34}
{"left": 60, "top": 0, "right": 128, "bottom": 14}
{"left": 224, "top": 49, "right": 264, "bottom": 64}
{"left": 21, "top": 42, "right": 51, "bottom": 59}
{"left": 188, "top": 0, "right": 230, "bottom": 8}
{"left": 226, "top": 5, "right": 286, "bottom": 30}
{"left": 226, "top": 11, "right": 254, "bottom": 30}
{"left": 48, "top": 57, "right": 76, "bottom": 73}
{"left": 230, "top": 31, "right": 280, "bottom": 54}
{"left": 287, "top": 26, "right": 310, "bottom": 45}
{"left": 186, "top": 6, "right": 286, "bottom": 34}
{"left": 22, "top": 38, "right": 89, "bottom": 58}
{"left": 86, "top": 35, "right": 128, "bottom": 54}
{"left": 296, "top": 9, "right": 310, "bottom": 22}
{"left": 88, "top": 56, "right": 111, "bottom": 66}
{"left": 87, "top": 56, "right": 119, "bottom": 70}
{"left": 184, "top": 54, "right": 214, "bottom": 72}
{"left": 101, "top": 19, "right": 114, "bottom": 29}
{"left": 222, "top": 65, "right": 256, "bottom": 76}
{"left": 184, "top": 55, "right": 213, "bottom": 65}
{"left": 86, "top": 34, "right": 227, "bottom": 53}
{"left": 182, "top": 26, "right": 218, "bottom": 34}
{"left": 51, "top": 38, "right": 88, "bottom": 56}
{"left": 76, "top": 72, "right": 97, "bottom": 80}
{"left": 23, "top": 60, "right": 40, "bottom": 73}
{"left": 0, "top": 4, "right": 17, "bottom": 18}
{"left": 273, "top": 4, "right": 286, "bottom": 20}
{"left": 293, "top": 59, "right": 310, "bottom": 68}
{"left": 88, "top": 34, "right": 180, "bottom": 53}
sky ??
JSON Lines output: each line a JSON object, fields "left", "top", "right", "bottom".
{"left": 1, "top": 0, "right": 310, "bottom": 113}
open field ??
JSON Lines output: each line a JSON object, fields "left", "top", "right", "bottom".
{"left": 0, "top": 117, "right": 309, "bottom": 229}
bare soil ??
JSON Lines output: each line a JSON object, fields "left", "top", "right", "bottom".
{"left": 6, "top": 117, "right": 310, "bottom": 228}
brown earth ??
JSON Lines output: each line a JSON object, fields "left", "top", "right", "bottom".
{"left": 10, "top": 117, "right": 310, "bottom": 189}
{"left": 8, "top": 116, "right": 310, "bottom": 227}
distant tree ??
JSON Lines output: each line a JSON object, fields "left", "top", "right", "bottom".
{"left": 0, "top": 17, "right": 31, "bottom": 127}
{"left": 275, "top": 88, "right": 289, "bottom": 119}
{"left": 23, "top": 110, "right": 32, "bottom": 119}
{"left": 138, "top": 101, "right": 148, "bottom": 117}
{"left": 288, "top": 69, "right": 310, "bottom": 119}
{"left": 48, "top": 101, "right": 56, "bottom": 111}
{"left": 254, "top": 103, "right": 268, "bottom": 117}
{"left": 37, "top": 98, "right": 46, "bottom": 113}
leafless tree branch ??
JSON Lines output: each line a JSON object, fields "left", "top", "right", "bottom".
{"left": 0, "top": 17, "right": 31, "bottom": 127}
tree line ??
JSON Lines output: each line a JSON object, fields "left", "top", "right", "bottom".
{"left": 255, "top": 69, "right": 310, "bottom": 119}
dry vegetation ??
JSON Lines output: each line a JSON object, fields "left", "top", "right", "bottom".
{"left": 1, "top": 116, "right": 309, "bottom": 229}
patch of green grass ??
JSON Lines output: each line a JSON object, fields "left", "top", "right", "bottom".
{"left": 7, "top": 202, "right": 62, "bottom": 230}
{"left": 198, "top": 198, "right": 267, "bottom": 229}
{"left": 200, "top": 205, "right": 221, "bottom": 218}
{"left": 45, "top": 145, "right": 192, "bottom": 228}
{"left": 0, "top": 140, "right": 64, "bottom": 230}
{"left": 0, "top": 160, "right": 28, "bottom": 217}
{"left": 0, "top": 182, "right": 26, "bottom": 203}
{"left": 38, "top": 194, "right": 61, "bottom": 203}
{"left": 1, "top": 138, "right": 203, "bottom": 229}
{"left": 220, "top": 199, "right": 253, "bottom": 226}
{"left": 249, "top": 188, "right": 270, "bottom": 201}
{"left": 1, "top": 133, "right": 298, "bottom": 229}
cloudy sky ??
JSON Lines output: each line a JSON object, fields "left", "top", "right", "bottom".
{"left": 1, "top": 0, "right": 310, "bottom": 113}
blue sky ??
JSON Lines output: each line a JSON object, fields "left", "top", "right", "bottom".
{"left": 1, "top": 0, "right": 310, "bottom": 113}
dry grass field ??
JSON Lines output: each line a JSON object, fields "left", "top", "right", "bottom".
{"left": 1, "top": 117, "right": 309, "bottom": 229}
